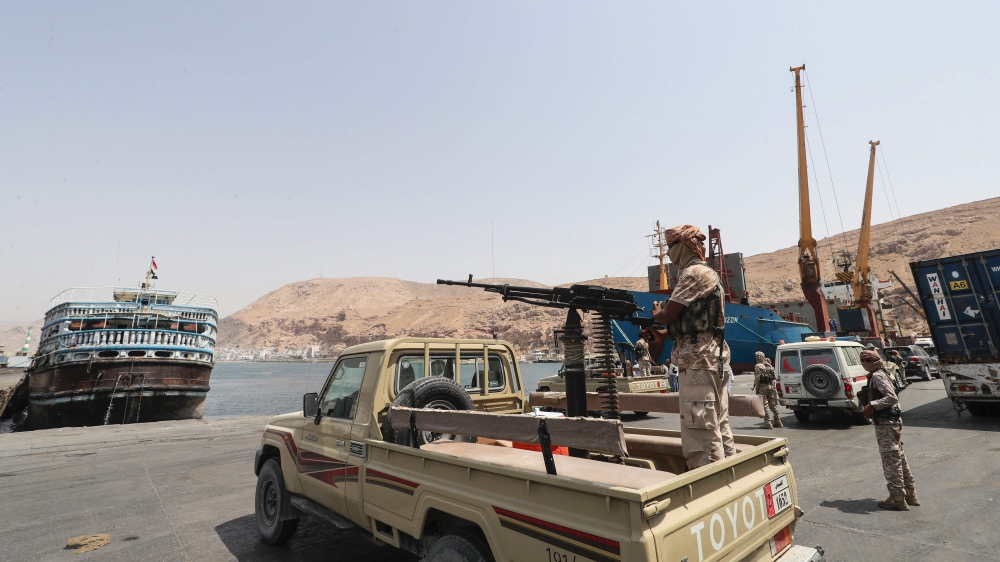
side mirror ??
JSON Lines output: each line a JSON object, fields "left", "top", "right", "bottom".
{"left": 303, "top": 393, "right": 319, "bottom": 418}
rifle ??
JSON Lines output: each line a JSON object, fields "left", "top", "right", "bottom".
{"left": 436, "top": 275, "right": 654, "bottom": 328}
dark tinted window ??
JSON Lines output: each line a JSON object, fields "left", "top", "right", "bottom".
{"left": 892, "top": 347, "right": 913, "bottom": 358}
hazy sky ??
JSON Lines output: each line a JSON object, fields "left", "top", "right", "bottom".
{"left": 3, "top": 2, "right": 999, "bottom": 322}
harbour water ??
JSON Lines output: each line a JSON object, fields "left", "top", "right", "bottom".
{"left": 203, "top": 361, "right": 562, "bottom": 418}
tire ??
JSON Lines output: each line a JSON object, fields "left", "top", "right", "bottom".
{"left": 424, "top": 529, "right": 495, "bottom": 562}
{"left": 920, "top": 365, "right": 932, "bottom": 382}
{"left": 793, "top": 410, "right": 810, "bottom": 422}
{"left": 385, "top": 377, "right": 477, "bottom": 447}
{"left": 851, "top": 411, "right": 873, "bottom": 425}
{"left": 801, "top": 365, "right": 840, "bottom": 398}
{"left": 255, "top": 459, "right": 299, "bottom": 545}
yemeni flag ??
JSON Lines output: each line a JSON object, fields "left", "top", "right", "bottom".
{"left": 151, "top": 257, "right": 158, "bottom": 270}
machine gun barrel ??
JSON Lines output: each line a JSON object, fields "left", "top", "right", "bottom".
{"left": 437, "top": 275, "right": 654, "bottom": 326}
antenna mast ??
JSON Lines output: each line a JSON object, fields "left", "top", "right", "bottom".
{"left": 648, "top": 221, "right": 669, "bottom": 292}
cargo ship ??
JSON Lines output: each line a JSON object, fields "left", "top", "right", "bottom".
{"left": 26, "top": 261, "right": 217, "bottom": 429}
{"left": 611, "top": 224, "right": 815, "bottom": 373}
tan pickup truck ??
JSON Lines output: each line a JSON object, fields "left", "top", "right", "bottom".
{"left": 254, "top": 337, "right": 825, "bottom": 562}
{"left": 535, "top": 361, "right": 673, "bottom": 415}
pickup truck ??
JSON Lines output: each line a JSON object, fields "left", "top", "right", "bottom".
{"left": 535, "top": 361, "right": 672, "bottom": 415}
{"left": 254, "top": 337, "right": 825, "bottom": 562}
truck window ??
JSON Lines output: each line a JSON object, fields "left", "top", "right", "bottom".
{"left": 394, "top": 353, "right": 507, "bottom": 393}
{"left": 778, "top": 350, "right": 801, "bottom": 374}
{"left": 320, "top": 355, "right": 367, "bottom": 420}
{"left": 801, "top": 348, "right": 840, "bottom": 372}
{"left": 842, "top": 346, "right": 861, "bottom": 366}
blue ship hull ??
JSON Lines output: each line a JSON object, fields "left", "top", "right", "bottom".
{"left": 613, "top": 291, "right": 815, "bottom": 373}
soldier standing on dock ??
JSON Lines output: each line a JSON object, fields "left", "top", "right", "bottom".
{"left": 860, "top": 349, "right": 919, "bottom": 510}
{"left": 753, "top": 352, "right": 782, "bottom": 429}
{"left": 643, "top": 224, "right": 735, "bottom": 468}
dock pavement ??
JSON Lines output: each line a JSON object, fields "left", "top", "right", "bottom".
{"left": 0, "top": 378, "right": 998, "bottom": 561}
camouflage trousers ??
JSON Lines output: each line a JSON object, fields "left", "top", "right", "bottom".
{"left": 679, "top": 368, "right": 736, "bottom": 468}
{"left": 638, "top": 359, "right": 651, "bottom": 377}
{"left": 875, "top": 421, "right": 915, "bottom": 495}
{"left": 757, "top": 387, "right": 780, "bottom": 423}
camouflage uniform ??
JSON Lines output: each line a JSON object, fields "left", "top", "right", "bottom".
{"left": 635, "top": 338, "right": 652, "bottom": 377}
{"left": 753, "top": 351, "right": 781, "bottom": 428}
{"left": 670, "top": 263, "right": 735, "bottom": 468}
{"left": 869, "top": 369, "right": 915, "bottom": 497}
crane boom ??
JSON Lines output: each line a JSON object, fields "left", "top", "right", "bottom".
{"left": 853, "top": 141, "right": 879, "bottom": 303}
{"left": 791, "top": 65, "right": 832, "bottom": 332}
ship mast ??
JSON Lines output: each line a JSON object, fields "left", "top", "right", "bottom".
{"left": 791, "top": 65, "right": 832, "bottom": 332}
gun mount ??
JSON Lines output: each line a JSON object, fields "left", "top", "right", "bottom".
{"left": 438, "top": 275, "right": 659, "bottom": 459}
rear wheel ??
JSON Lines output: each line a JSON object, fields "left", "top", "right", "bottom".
{"left": 793, "top": 410, "right": 810, "bottom": 422}
{"left": 255, "top": 459, "right": 299, "bottom": 545}
{"left": 424, "top": 529, "right": 495, "bottom": 562}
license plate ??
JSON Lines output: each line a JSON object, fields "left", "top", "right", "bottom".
{"left": 764, "top": 475, "right": 792, "bottom": 519}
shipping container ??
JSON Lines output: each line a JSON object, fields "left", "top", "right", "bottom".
{"left": 836, "top": 306, "right": 872, "bottom": 333}
{"left": 910, "top": 249, "right": 1000, "bottom": 415}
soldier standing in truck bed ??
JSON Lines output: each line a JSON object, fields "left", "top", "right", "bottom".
{"left": 860, "top": 349, "right": 919, "bottom": 510}
{"left": 635, "top": 337, "right": 652, "bottom": 376}
{"left": 643, "top": 224, "right": 735, "bottom": 468}
{"left": 753, "top": 351, "right": 782, "bottom": 429}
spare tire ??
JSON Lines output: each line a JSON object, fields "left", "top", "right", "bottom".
{"left": 801, "top": 364, "right": 840, "bottom": 398}
{"left": 384, "top": 377, "right": 477, "bottom": 447}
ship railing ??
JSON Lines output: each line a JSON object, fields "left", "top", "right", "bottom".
{"left": 44, "top": 303, "right": 219, "bottom": 329}
{"left": 53, "top": 329, "right": 215, "bottom": 350}
{"left": 48, "top": 287, "right": 218, "bottom": 310}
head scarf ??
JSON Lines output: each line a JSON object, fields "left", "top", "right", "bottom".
{"left": 860, "top": 350, "right": 883, "bottom": 372}
{"left": 665, "top": 225, "right": 707, "bottom": 261}
{"left": 755, "top": 351, "right": 766, "bottom": 364}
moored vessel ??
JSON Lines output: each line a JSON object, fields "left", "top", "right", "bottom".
{"left": 27, "top": 261, "right": 217, "bottom": 429}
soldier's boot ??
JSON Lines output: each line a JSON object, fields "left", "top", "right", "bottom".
{"left": 763, "top": 420, "right": 773, "bottom": 429}
{"left": 773, "top": 417, "right": 784, "bottom": 428}
{"left": 904, "top": 487, "right": 920, "bottom": 506}
{"left": 877, "top": 493, "right": 909, "bottom": 511}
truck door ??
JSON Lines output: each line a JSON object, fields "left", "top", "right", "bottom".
{"left": 298, "top": 354, "right": 369, "bottom": 515}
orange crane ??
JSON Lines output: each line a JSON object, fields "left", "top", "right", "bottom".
{"left": 791, "top": 65, "right": 832, "bottom": 332}
{"left": 849, "top": 140, "right": 882, "bottom": 337}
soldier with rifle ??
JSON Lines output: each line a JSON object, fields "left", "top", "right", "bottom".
{"left": 641, "top": 225, "right": 735, "bottom": 468}
{"left": 752, "top": 352, "right": 782, "bottom": 429}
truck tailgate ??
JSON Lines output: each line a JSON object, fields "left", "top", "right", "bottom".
{"left": 642, "top": 442, "right": 797, "bottom": 562}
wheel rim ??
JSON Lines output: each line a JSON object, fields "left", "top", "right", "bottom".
{"left": 260, "top": 479, "right": 279, "bottom": 525}
{"left": 420, "top": 399, "right": 458, "bottom": 444}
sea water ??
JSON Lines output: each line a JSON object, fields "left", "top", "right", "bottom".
{"left": 203, "top": 361, "right": 562, "bottom": 418}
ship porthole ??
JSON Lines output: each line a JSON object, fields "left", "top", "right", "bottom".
{"left": 128, "top": 350, "right": 146, "bottom": 358}
{"left": 155, "top": 351, "right": 172, "bottom": 358}
{"left": 98, "top": 350, "right": 120, "bottom": 358}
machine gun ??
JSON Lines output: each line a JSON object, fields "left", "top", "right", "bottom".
{"left": 438, "top": 275, "right": 660, "bottom": 458}
{"left": 436, "top": 275, "right": 653, "bottom": 326}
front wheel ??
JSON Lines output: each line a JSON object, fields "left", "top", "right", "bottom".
{"left": 255, "top": 458, "right": 300, "bottom": 545}
{"left": 793, "top": 410, "right": 810, "bottom": 422}
{"left": 424, "top": 529, "right": 495, "bottom": 562}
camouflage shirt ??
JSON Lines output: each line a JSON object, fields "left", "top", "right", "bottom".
{"left": 635, "top": 338, "right": 651, "bottom": 361}
{"left": 669, "top": 263, "right": 731, "bottom": 371}
{"left": 869, "top": 370, "right": 900, "bottom": 425}
{"left": 754, "top": 362, "right": 776, "bottom": 389}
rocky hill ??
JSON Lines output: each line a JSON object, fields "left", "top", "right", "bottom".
{"left": 219, "top": 196, "right": 1000, "bottom": 351}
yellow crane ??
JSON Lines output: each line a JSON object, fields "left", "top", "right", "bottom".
{"left": 850, "top": 140, "right": 882, "bottom": 337}
{"left": 791, "top": 65, "right": 832, "bottom": 332}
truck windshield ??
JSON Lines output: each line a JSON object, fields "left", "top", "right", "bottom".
{"left": 801, "top": 348, "right": 840, "bottom": 373}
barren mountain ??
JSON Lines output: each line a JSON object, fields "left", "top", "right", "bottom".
{"left": 219, "top": 196, "right": 1000, "bottom": 351}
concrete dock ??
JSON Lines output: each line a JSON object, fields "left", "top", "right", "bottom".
{"left": 0, "top": 378, "right": 998, "bottom": 561}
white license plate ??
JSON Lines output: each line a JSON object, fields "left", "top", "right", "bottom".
{"left": 764, "top": 475, "right": 792, "bottom": 519}
{"left": 785, "top": 384, "right": 801, "bottom": 393}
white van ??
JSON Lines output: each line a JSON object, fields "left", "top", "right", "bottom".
{"left": 774, "top": 340, "right": 872, "bottom": 423}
